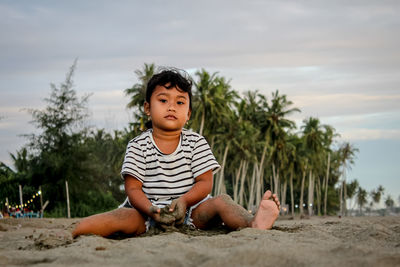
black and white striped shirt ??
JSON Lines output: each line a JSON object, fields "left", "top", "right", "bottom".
{"left": 121, "top": 129, "right": 220, "bottom": 207}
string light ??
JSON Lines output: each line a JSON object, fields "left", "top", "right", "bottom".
{"left": 5, "top": 189, "right": 42, "bottom": 210}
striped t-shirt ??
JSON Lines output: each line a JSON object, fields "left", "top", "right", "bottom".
{"left": 120, "top": 128, "right": 220, "bottom": 207}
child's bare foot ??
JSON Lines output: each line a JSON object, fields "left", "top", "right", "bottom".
{"left": 251, "top": 190, "right": 280, "bottom": 230}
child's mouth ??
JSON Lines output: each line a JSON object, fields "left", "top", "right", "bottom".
{"left": 165, "top": 115, "right": 177, "bottom": 120}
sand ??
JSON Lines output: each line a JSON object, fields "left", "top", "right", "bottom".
{"left": 0, "top": 216, "right": 399, "bottom": 267}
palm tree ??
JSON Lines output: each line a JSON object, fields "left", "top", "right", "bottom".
{"left": 338, "top": 142, "right": 359, "bottom": 216}
{"left": 301, "top": 117, "right": 326, "bottom": 216}
{"left": 231, "top": 95, "right": 261, "bottom": 206}
{"left": 191, "top": 70, "right": 223, "bottom": 136}
{"left": 212, "top": 108, "right": 239, "bottom": 196}
{"left": 346, "top": 179, "right": 359, "bottom": 212}
{"left": 322, "top": 125, "right": 338, "bottom": 216}
{"left": 125, "top": 63, "right": 156, "bottom": 130}
{"left": 370, "top": 185, "right": 385, "bottom": 210}
{"left": 285, "top": 133, "right": 300, "bottom": 217}
{"left": 265, "top": 90, "right": 299, "bottom": 196}
{"left": 384, "top": 195, "right": 394, "bottom": 214}
{"left": 297, "top": 136, "right": 309, "bottom": 217}
{"left": 356, "top": 186, "right": 368, "bottom": 215}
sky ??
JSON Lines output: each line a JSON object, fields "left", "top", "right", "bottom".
{"left": 1, "top": 0, "right": 399, "bottom": 206}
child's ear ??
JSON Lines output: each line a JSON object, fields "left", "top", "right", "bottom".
{"left": 144, "top": 102, "right": 150, "bottom": 116}
{"left": 187, "top": 109, "right": 192, "bottom": 120}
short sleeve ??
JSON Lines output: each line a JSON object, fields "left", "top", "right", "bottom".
{"left": 120, "top": 140, "right": 146, "bottom": 182}
{"left": 191, "top": 136, "right": 221, "bottom": 178}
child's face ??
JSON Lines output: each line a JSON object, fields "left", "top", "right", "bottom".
{"left": 144, "top": 84, "right": 191, "bottom": 132}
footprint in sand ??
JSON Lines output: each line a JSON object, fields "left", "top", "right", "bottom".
{"left": 33, "top": 231, "right": 74, "bottom": 250}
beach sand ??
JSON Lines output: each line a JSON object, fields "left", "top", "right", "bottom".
{"left": 0, "top": 216, "right": 399, "bottom": 267}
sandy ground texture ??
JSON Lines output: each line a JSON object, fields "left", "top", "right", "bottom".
{"left": 0, "top": 216, "right": 399, "bottom": 267}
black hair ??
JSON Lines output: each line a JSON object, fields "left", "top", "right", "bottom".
{"left": 145, "top": 68, "right": 193, "bottom": 129}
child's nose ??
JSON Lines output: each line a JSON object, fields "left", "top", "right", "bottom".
{"left": 168, "top": 103, "right": 176, "bottom": 111}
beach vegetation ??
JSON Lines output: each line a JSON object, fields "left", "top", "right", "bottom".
{"left": 4, "top": 62, "right": 394, "bottom": 218}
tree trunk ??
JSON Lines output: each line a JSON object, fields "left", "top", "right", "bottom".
{"left": 256, "top": 144, "right": 267, "bottom": 208}
{"left": 216, "top": 144, "right": 229, "bottom": 195}
{"left": 233, "top": 160, "right": 244, "bottom": 202}
{"left": 316, "top": 176, "right": 321, "bottom": 216}
{"left": 339, "top": 181, "right": 343, "bottom": 217}
{"left": 272, "top": 163, "right": 276, "bottom": 194}
{"left": 343, "top": 180, "right": 347, "bottom": 216}
{"left": 342, "top": 165, "right": 347, "bottom": 216}
{"left": 256, "top": 165, "right": 264, "bottom": 207}
{"left": 281, "top": 179, "right": 287, "bottom": 213}
{"left": 199, "top": 111, "right": 205, "bottom": 135}
{"left": 281, "top": 179, "right": 287, "bottom": 206}
{"left": 290, "top": 170, "right": 295, "bottom": 217}
{"left": 19, "top": 185, "right": 23, "bottom": 213}
{"left": 247, "top": 163, "right": 258, "bottom": 210}
{"left": 272, "top": 163, "right": 280, "bottom": 195}
{"left": 238, "top": 161, "right": 249, "bottom": 206}
{"left": 270, "top": 175, "right": 273, "bottom": 193}
{"left": 307, "top": 169, "right": 314, "bottom": 216}
{"left": 65, "top": 180, "right": 71, "bottom": 219}
{"left": 324, "top": 152, "right": 331, "bottom": 216}
{"left": 300, "top": 169, "right": 306, "bottom": 217}
{"left": 210, "top": 136, "right": 215, "bottom": 151}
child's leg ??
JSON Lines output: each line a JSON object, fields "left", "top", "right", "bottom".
{"left": 191, "top": 190, "right": 280, "bottom": 230}
{"left": 72, "top": 207, "right": 147, "bottom": 238}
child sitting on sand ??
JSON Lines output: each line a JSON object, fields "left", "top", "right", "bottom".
{"left": 72, "top": 68, "right": 280, "bottom": 238}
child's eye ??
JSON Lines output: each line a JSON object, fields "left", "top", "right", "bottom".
{"left": 177, "top": 101, "right": 185, "bottom": 105}
{"left": 160, "top": 99, "right": 167, "bottom": 103}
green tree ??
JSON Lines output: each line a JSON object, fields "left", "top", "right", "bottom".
{"left": 322, "top": 125, "right": 338, "bottom": 216}
{"left": 0, "top": 163, "right": 19, "bottom": 210}
{"left": 338, "top": 142, "right": 359, "bottom": 216}
{"left": 125, "top": 63, "right": 156, "bottom": 131}
{"left": 266, "top": 90, "right": 299, "bottom": 196}
{"left": 21, "top": 60, "right": 91, "bottom": 213}
{"left": 231, "top": 95, "right": 261, "bottom": 206}
{"left": 191, "top": 70, "right": 236, "bottom": 137}
{"left": 285, "top": 133, "right": 301, "bottom": 217}
{"left": 356, "top": 186, "right": 368, "bottom": 215}
{"left": 370, "top": 185, "right": 384, "bottom": 210}
{"left": 301, "top": 117, "right": 325, "bottom": 216}
{"left": 296, "top": 135, "right": 309, "bottom": 217}
{"left": 385, "top": 195, "right": 394, "bottom": 213}
{"left": 13, "top": 61, "right": 122, "bottom": 217}
{"left": 346, "top": 179, "right": 359, "bottom": 210}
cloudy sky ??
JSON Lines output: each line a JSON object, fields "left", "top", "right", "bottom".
{"left": 1, "top": 0, "right": 399, "bottom": 205}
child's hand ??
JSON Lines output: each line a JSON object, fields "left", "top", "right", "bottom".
{"left": 169, "top": 198, "right": 187, "bottom": 225}
{"left": 149, "top": 205, "right": 175, "bottom": 225}
{"left": 148, "top": 205, "right": 161, "bottom": 222}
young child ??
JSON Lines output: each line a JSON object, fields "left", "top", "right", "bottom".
{"left": 72, "top": 69, "right": 280, "bottom": 238}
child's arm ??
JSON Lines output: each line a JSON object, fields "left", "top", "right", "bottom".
{"left": 169, "top": 170, "right": 213, "bottom": 223}
{"left": 182, "top": 170, "right": 213, "bottom": 206}
{"left": 124, "top": 174, "right": 173, "bottom": 224}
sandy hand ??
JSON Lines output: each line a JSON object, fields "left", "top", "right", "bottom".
{"left": 149, "top": 206, "right": 175, "bottom": 225}
{"left": 169, "top": 198, "right": 187, "bottom": 225}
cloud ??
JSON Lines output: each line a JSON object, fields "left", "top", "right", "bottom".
{"left": 287, "top": 93, "right": 400, "bottom": 118}
{"left": 340, "top": 128, "right": 400, "bottom": 141}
